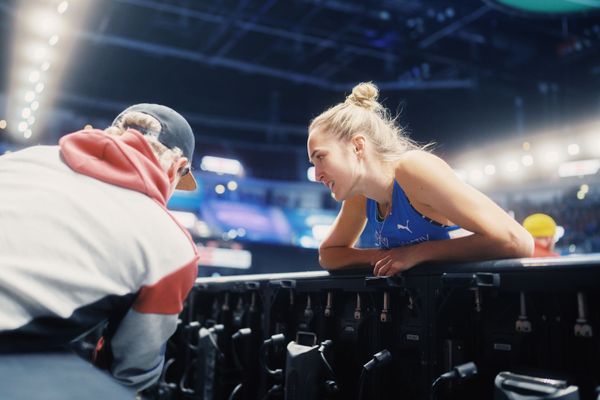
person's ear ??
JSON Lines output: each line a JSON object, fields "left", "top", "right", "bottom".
{"left": 167, "top": 157, "right": 188, "bottom": 183}
{"left": 352, "top": 135, "right": 366, "bottom": 155}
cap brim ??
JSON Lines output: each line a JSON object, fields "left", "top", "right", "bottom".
{"left": 176, "top": 171, "right": 197, "bottom": 191}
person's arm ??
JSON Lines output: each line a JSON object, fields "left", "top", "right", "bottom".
{"left": 319, "top": 194, "right": 385, "bottom": 269}
{"left": 95, "top": 257, "right": 198, "bottom": 390}
{"left": 104, "top": 309, "right": 176, "bottom": 390}
{"left": 373, "top": 151, "right": 533, "bottom": 276}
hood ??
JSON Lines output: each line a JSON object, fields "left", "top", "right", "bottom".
{"left": 59, "top": 128, "right": 171, "bottom": 205}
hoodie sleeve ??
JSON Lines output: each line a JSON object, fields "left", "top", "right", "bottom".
{"left": 108, "top": 310, "right": 175, "bottom": 390}
{"left": 104, "top": 257, "right": 198, "bottom": 390}
{"left": 110, "top": 309, "right": 177, "bottom": 390}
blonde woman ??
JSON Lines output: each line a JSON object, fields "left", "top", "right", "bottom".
{"left": 307, "top": 82, "right": 533, "bottom": 276}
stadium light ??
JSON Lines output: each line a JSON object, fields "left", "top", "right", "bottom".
{"left": 558, "top": 159, "right": 600, "bottom": 178}
{"left": 23, "top": 42, "right": 52, "bottom": 64}
{"left": 567, "top": 143, "right": 580, "bottom": 156}
{"left": 27, "top": 9, "right": 62, "bottom": 37}
{"left": 484, "top": 164, "right": 496, "bottom": 176}
{"left": 506, "top": 161, "right": 519, "bottom": 173}
{"left": 307, "top": 166, "right": 316, "bottom": 182}
{"left": 214, "top": 184, "right": 226, "bottom": 194}
{"left": 545, "top": 151, "right": 559, "bottom": 163}
{"left": 28, "top": 70, "right": 40, "bottom": 83}
{"left": 7, "top": 2, "right": 93, "bottom": 142}
{"left": 48, "top": 35, "right": 59, "bottom": 46}
{"left": 584, "top": 131, "right": 600, "bottom": 157}
{"left": 521, "top": 154, "right": 534, "bottom": 167}
{"left": 57, "top": 1, "right": 69, "bottom": 14}
{"left": 201, "top": 156, "right": 245, "bottom": 176}
{"left": 227, "top": 181, "right": 238, "bottom": 191}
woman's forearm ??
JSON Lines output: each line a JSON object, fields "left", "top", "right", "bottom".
{"left": 318, "top": 246, "right": 385, "bottom": 270}
{"left": 413, "top": 228, "right": 533, "bottom": 264}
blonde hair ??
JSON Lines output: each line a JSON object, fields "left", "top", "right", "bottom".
{"left": 105, "top": 111, "right": 183, "bottom": 173}
{"left": 309, "top": 82, "right": 426, "bottom": 162}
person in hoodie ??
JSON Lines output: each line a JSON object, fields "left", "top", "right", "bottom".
{"left": 0, "top": 104, "right": 200, "bottom": 390}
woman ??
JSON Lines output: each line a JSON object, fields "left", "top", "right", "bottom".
{"left": 307, "top": 82, "right": 533, "bottom": 276}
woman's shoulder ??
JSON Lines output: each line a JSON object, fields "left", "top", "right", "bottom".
{"left": 395, "top": 150, "right": 446, "bottom": 174}
{"left": 394, "top": 150, "right": 455, "bottom": 193}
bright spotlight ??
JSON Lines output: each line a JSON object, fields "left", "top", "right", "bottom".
{"left": 24, "top": 129, "right": 32, "bottom": 139}
{"left": 483, "top": 164, "right": 496, "bottom": 175}
{"left": 18, "top": 121, "right": 28, "bottom": 132}
{"left": 521, "top": 154, "right": 534, "bottom": 167}
{"left": 584, "top": 131, "right": 600, "bottom": 156}
{"left": 536, "top": 144, "right": 564, "bottom": 170}
{"left": 307, "top": 166, "right": 316, "bottom": 182}
{"left": 27, "top": 116, "right": 36, "bottom": 125}
{"left": 28, "top": 71, "right": 41, "bottom": 83}
{"left": 21, "top": 108, "right": 31, "bottom": 118}
{"left": 35, "top": 83, "right": 44, "bottom": 93}
{"left": 27, "top": 9, "right": 61, "bottom": 37}
{"left": 577, "top": 191, "right": 585, "bottom": 200}
{"left": 506, "top": 161, "right": 519, "bottom": 173}
{"left": 544, "top": 151, "right": 559, "bottom": 163}
{"left": 558, "top": 159, "right": 600, "bottom": 178}
{"left": 567, "top": 143, "right": 580, "bottom": 156}
{"left": 0, "top": 120, "right": 7, "bottom": 129}
{"left": 25, "top": 91, "right": 35, "bottom": 102}
{"left": 522, "top": 142, "right": 531, "bottom": 151}
{"left": 30, "top": 101, "right": 40, "bottom": 111}
{"left": 227, "top": 181, "right": 238, "bottom": 191}
{"left": 24, "top": 42, "right": 50, "bottom": 63}
{"left": 48, "top": 35, "right": 59, "bottom": 46}
{"left": 580, "top": 184, "right": 589, "bottom": 193}
{"left": 40, "top": 61, "right": 50, "bottom": 71}
{"left": 57, "top": 1, "right": 69, "bottom": 14}
{"left": 201, "top": 156, "right": 244, "bottom": 176}
{"left": 214, "top": 184, "right": 226, "bottom": 194}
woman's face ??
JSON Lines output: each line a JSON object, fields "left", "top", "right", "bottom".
{"left": 307, "top": 129, "right": 359, "bottom": 201}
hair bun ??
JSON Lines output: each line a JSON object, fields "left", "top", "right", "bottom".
{"left": 345, "top": 82, "right": 380, "bottom": 110}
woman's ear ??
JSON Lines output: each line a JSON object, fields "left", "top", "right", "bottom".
{"left": 352, "top": 135, "right": 366, "bottom": 154}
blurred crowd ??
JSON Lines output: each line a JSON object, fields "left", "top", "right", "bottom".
{"left": 509, "top": 190, "right": 600, "bottom": 254}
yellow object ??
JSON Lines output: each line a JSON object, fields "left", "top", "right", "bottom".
{"left": 523, "top": 213, "right": 557, "bottom": 238}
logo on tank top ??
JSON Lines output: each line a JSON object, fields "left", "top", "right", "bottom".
{"left": 396, "top": 220, "right": 412, "bottom": 234}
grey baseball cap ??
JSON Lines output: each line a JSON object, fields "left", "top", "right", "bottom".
{"left": 113, "top": 103, "right": 197, "bottom": 190}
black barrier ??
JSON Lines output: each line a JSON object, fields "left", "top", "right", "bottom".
{"left": 152, "top": 255, "right": 600, "bottom": 400}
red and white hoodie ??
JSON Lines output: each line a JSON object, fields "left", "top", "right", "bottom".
{"left": 0, "top": 128, "right": 199, "bottom": 390}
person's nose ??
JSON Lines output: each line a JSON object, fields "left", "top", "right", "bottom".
{"left": 315, "top": 165, "right": 325, "bottom": 182}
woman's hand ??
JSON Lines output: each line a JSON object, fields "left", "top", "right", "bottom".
{"left": 372, "top": 246, "right": 422, "bottom": 277}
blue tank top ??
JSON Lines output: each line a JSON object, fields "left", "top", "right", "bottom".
{"left": 366, "top": 180, "right": 460, "bottom": 249}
